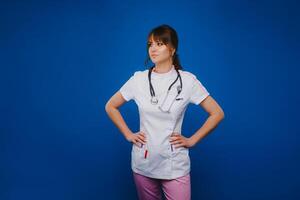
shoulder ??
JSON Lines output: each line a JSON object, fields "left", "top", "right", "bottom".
{"left": 179, "top": 69, "right": 199, "bottom": 83}
{"left": 133, "top": 69, "right": 147, "bottom": 77}
{"left": 130, "top": 68, "right": 149, "bottom": 80}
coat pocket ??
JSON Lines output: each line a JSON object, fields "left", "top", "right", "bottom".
{"left": 171, "top": 147, "right": 190, "bottom": 172}
{"left": 147, "top": 145, "right": 172, "bottom": 176}
{"left": 131, "top": 143, "right": 148, "bottom": 170}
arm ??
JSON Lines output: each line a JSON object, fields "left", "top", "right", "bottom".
{"left": 189, "top": 95, "right": 225, "bottom": 146}
{"left": 170, "top": 95, "right": 225, "bottom": 148}
{"left": 105, "top": 91, "right": 146, "bottom": 145}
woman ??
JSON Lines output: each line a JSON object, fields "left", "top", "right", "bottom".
{"left": 105, "top": 24, "right": 224, "bottom": 200}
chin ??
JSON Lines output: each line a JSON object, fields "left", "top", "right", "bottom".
{"left": 153, "top": 60, "right": 168, "bottom": 65}
{"left": 150, "top": 59, "right": 159, "bottom": 64}
{"left": 150, "top": 57, "right": 161, "bottom": 62}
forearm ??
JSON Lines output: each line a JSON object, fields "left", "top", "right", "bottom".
{"left": 105, "top": 106, "right": 133, "bottom": 140}
{"left": 190, "top": 113, "right": 224, "bottom": 145}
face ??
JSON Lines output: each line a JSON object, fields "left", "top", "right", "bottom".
{"left": 148, "top": 35, "right": 175, "bottom": 65}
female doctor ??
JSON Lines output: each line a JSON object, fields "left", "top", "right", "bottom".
{"left": 105, "top": 24, "right": 224, "bottom": 200}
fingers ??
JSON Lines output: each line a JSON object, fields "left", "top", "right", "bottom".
{"left": 174, "top": 143, "right": 185, "bottom": 148}
{"left": 169, "top": 134, "right": 181, "bottom": 143}
{"left": 138, "top": 132, "right": 146, "bottom": 143}
{"left": 170, "top": 139, "right": 182, "bottom": 145}
{"left": 137, "top": 132, "right": 146, "bottom": 140}
{"left": 171, "top": 140, "right": 186, "bottom": 148}
{"left": 136, "top": 137, "right": 146, "bottom": 145}
{"left": 171, "top": 132, "right": 180, "bottom": 137}
{"left": 131, "top": 132, "right": 147, "bottom": 146}
{"left": 169, "top": 133, "right": 188, "bottom": 148}
{"left": 132, "top": 138, "right": 144, "bottom": 147}
{"left": 132, "top": 139, "right": 140, "bottom": 146}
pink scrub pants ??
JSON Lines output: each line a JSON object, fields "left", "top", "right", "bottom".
{"left": 133, "top": 172, "right": 191, "bottom": 200}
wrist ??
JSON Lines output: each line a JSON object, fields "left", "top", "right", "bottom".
{"left": 124, "top": 131, "right": 133, "bottom": 141}
{"left": 189, "top": 137, "right": 198, "bottom": 147}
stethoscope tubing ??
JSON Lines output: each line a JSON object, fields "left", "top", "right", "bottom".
{"left": 148, "top": 66, "right": 183, "bottom": 104}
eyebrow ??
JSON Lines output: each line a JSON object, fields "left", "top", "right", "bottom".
{"left": 148, "top": 40, "right": 163, "bottom": 43}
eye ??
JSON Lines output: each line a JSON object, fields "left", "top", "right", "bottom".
{"left": 157, "top": 42, "right": 164, "bottom": 46}
{"left": 147, "top": 41, "right": 164, "bottom": 48}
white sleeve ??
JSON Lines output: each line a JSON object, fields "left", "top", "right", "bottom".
{"left": 189, "top": 76, "right": 210, "bottom": 105}
{"left": 119, "top": 74, "right": 136, "bottom": 101}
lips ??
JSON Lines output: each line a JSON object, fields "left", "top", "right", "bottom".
{"left": 151, "top": 54, "right": 158, "bottom": 57}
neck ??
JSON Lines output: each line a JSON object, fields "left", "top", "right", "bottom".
{"left": 153, "top": 61, "right": 173, "bottom": 73}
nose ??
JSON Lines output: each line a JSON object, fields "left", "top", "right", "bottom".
{"left": 150, "top": 49, "right": 157, "bottom": 54}
{"left": 149, "top": 43, "right": 159, "bottom": 51}
{"left": 150, "top": 48, "right": 159, "bottom": 56}
{"left": 149, "top": 46, "right": 156, "bottom": 52}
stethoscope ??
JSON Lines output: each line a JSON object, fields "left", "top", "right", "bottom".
{"left": 148, "top": 66, "right": 183, "bottom": 113}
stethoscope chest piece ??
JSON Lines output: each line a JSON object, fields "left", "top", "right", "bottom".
{"left": 151, "top": 96, "right": 158, "bottom": 105}
{"left": 177, "top": 85, "right": 182, "bottom": 93}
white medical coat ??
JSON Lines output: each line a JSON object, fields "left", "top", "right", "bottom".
{"left": 119, "top": 66, "right": 210, "bottom": 180}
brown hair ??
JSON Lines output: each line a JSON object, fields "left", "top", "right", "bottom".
{"left": 144, "top": 24, "right": 182, "bottom": 70}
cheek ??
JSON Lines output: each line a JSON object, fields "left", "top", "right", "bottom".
{"left": 159, "top": 48, "right": 171, "bottom": 57}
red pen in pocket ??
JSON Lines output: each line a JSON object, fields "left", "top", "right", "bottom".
{"left": 144, "top": 149, "right": 148, "bottom": 159}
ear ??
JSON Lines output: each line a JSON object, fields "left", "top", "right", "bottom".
{"left": 170, "top": 48, "right": 176, "bottom": 56}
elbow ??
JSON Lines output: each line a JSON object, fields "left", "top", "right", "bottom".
{"left": 105, "top": 100, "right": 118, "bottom": 115}
{"left": 105, "top": 101, "right": 112, "bottom": 114}
{"left": 218, "top": 109, "right": 225, "bottom": 121}
{"left": 211, "top": 108, "right": 225, "bottom": 122}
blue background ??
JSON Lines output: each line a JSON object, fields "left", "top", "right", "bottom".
{"left": 1, "top": 0, "right": 299, "bottom": 199}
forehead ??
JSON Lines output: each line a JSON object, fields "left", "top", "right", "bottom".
{"left": 148, "top": 34, "right": 163, "bottom": 42}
